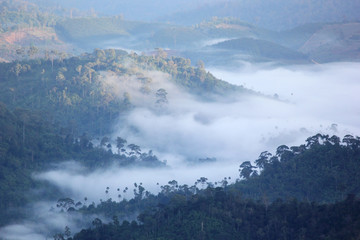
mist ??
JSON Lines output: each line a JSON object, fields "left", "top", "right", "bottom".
{"left": 37, "top": 62, "right": 360, "bottom": 200}
{"left": 2, "top": 62, "right": 360, "bottom": 240}
{"left": 0, "top": 201, "right": 95, "bottom": 240}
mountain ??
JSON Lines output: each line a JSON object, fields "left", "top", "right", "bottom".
{"left": 58, "top": 134, "right": 360, "bottom": 239}
{"left": 211, "top": 37, "right": 308, "bottom": 62}
{"left": 28, "top": 0, "right": 222, "bottom": 21}
{"left": 53, "top": 17, "right": 360, "bottom": 66}
{"left": 297, "top": 22, "right": 360, "bottom": 62}
{"left": 72, "top": 196, "right": 360, "bottom": 240}
{"left": 163, "top": 0, "right": 360, "bottom": 30}
{"left": 27, "top": 0, "right": 360, "bottom": 31}
{"left": 0, "top": 49, "right": 253, "bottom": 135}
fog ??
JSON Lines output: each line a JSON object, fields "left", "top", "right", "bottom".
{"left": 38, "top": 62, "right": 360, "bottom": 199}
{"left": 0, "top": 201, "right": 93, "bottom": 240}
{"left": 2, "top": 62, "right": 360, "bottom": 239}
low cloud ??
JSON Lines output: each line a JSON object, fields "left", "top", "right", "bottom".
{"left": 0, "top": 201, "right": 92, "bottom": 240}
{"left": 39, "top": 62, "right": 360, "bottom": 202}
{"left": 2, "top": 61, "right": 360, "bottom": 240}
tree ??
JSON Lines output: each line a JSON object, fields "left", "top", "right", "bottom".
{"left": 53, "top": 233, "right": 65, "bottom": 240}
{"left": 64, "top": 226, "right": 71, "bottom": 239}
{"left": 343, "top": 135, "right": 359, "bottom": 148}
{"left": 27, "top": 45, "right": 38, "bottom": 58}
{"left": 255, "top": 151, "right": 271, "bottom": 169}
{"left": 57, "top": 198, "right": 75, "bottom": 211}
{"left": 76, "top": 65, "right": 82, "bottom": 76}
{"left": 123, "top": 92, "right": 131, "bottom": 106}
{"left": 196, "top": 60, "right": 205, "bottom": 69}
{"left": 239, "top": 161, "right": 256, "bottom": 180}
{"left": 100, "top": 136, "right": 110, "bottom": 147}
{"left": 92, "top": 218, "right": 103, "bottom": 228}
{"left": 11, "top": 63, "right": 22, "bottom": 77}
{"left": 116, "top": 137, "right": 127, "bottom": 154}
{"left": 156, "top": 88, "right": 168, "bottom": 105}
{"left": 128, "top": 143, "right": 141, "bottom": 155}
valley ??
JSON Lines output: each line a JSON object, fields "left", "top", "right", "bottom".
{"left": 0, "top": 0, "right": 360, "bottom": 239}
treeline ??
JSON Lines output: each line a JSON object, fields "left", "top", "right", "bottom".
{"left": 54, "top": 134, "right": 360, "bottom": 239}
{"left": 236, "top": 134, "right": 360, "bottom": 202}
{"left": 0, "top": 49, "right": 248, "bottom": 135}
{"left": 0, "top": 0, "right": 59, "bottom": 32}
{"left": 71, "top": 190, "right": 360, "bottom": 240}
{"left": 0, "top": 48, "right": 248, "bottom": 226}
{"left": 0, "top": 102, "right": 164, "bottom": 226}
{"left": 0, "top": 49, "right": 129, "bottom": 135}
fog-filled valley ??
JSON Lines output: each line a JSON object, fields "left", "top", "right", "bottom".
{"left": 1, "top": 0, "right": 360, "bottom": 239}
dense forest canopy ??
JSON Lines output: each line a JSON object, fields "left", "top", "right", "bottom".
{"left": 47, "top": 134, "right": 360, "bottom": 240}
{"left": 0, "top": 49, "right": 249, "bottom": 135}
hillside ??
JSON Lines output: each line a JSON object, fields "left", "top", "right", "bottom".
{"left": 50, "top": 134, "right": 360, "bottom": 239}
{"left": 0, "top": 50, "right": 251, "bottom": 135}
{"left": 1, "top": 1, "right": 360, "bottom": 238}
{"left": 53, "top": 17, "right": 360, "bottom": 65}
{"left": 163, "top": 0, "right": 360, "bottom": 30}
{"left": 27, "top": 0, "right": 360, "bottom": 31}
{"left": 212, "top": 37, "right": 308, "bottom": 62}
{"left": 298, "top": 22, "right": 360, "bottom": 62}
{"left": 0, "top": 0, "right": 76, "bottom": 62}
{"left": 72, "top": 196, "right": 360, "bottom": 240}
{"left": 0, "top": 101, "right": 166, "bottom": 226}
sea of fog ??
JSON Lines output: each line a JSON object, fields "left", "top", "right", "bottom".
{"left": 35, "top": 61, "right": 360, "bottom": 201}
{"left": 1, "top": 61, "right": 360, "bottom": 239}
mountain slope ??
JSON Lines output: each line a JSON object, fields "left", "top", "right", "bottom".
{"left": 212, "top": 37, "right": 308, "bottom": 61}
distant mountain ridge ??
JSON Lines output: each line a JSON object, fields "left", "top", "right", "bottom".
{"left": 163, "top": 0, "right": 360, "bottom": 30}
{"left": 27, "top": 0, "right": 360, "bottom": 31}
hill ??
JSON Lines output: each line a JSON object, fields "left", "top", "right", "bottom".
{"left": 0, "top": 0, "right": 76, "bottom": 62}
{"left": 0, "top": 101, "right": 166, "bottom": 226}
{"left": 163, "top": 0, "right": 360, "bottom": 31}
{"left": 0, "top": 49, "right": 251, "bottom": 135}
{"left": 72, "top": 195, "right": 360, "bottom": 240}
{"left": 52, "top": 133, "right": 360, "bottom": 240}
{"left": 298, "top": 22, "right": 360, "bottom": 62}
{"left": 212, "top": 37, "right": 308, "bottom": 62}
{"left": 54, "top": 17, "right": 360, "bottom": 65}
{"left": 28, "top": 0, "right": 360, "bottom": 31}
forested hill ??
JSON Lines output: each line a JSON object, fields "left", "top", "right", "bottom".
{"left": 236, "top": 134, "right": 360, "bottom": 202}
{"left": 72, "top": 195, "right": 360, "bottom": 240}
{"left": 0, "top": 102, "right": 165, "bottom": 226}
{"left": 58, "top": 134, "right": 360, "bottom": 240}
{"left": 0, "top": 49, "right": 250, "bottom": 135}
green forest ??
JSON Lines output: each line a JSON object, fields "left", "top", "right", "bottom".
{"left": 0, "top": 50, "right": 359, "bottom": 239}
{"left": 1, "top": 0, "right": 360, "bottom": 239}
{"left": 0, "top": 50, "right": 251, "bottom": 226}
{"left": 0, "top": 49, "right": 359, "bottom": 240}
{"left": 0, "top": 49, "right": 246, "bottom": 135}
{"left": 50, "top": 134, "right": 360, "bottom": 240}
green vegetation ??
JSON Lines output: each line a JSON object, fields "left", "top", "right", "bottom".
{"left": 236, "top": 134, "right": 360, "bottom": 202}
{"left": 71, "top": 194, "right": 360, "bottom": 240}
{"left": 0, "top": 50, "right": 250, "bottom": 226}
{"left": 0, "top": 52, "right": 126, "bottom": 135}
{"left": 53, "top": 134, "right": 360, "bottom": 239}
{"left": 0, "top": 49, "right": 248, "bottom": 135}
{"left": 0, "top": 101, "right": 165, "bottom": 226}
{"left": 56, "top": 17, "right": 130, "bottom": 40}
{"left": 55, "top": 17, "right": 167, "bottom": 48}
{"left": 0, "top": 0, "right": 59, "bottom": 33}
